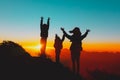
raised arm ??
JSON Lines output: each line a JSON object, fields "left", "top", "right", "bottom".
{"left": 40, "top": 17, "right": 43, "bottom": 27}
{"left": 81, "top": 29, "right": 90, "bottom": 40}
{"left": 61, "top": 34, "right": 65, "bottom": 42}
{"left": 47, "top": 17, "right": 50, "bottom": 29}
{"left": 61, "top": 27, "right": 71, "bottom": 40}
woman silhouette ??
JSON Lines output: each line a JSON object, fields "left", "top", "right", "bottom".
{"left": 61, "top": 27, "right": 90, "bottom": 74}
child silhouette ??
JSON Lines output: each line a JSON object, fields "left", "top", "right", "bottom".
{"left": 54, "top": 32, "right": 65, "bottom": 63}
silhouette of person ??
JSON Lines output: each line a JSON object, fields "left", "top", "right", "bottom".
{"left": 40, "top": 17, "right": 50, "bottom": 56}
{"left": 61, "top": 27, "right": 90, "bottom": 74}
{"left": 54, "top": 32, "right": 65, "bottom": 63}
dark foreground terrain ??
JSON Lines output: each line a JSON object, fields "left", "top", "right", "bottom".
{"left": 0, "top": 41, "right": 82, "bottom": 80}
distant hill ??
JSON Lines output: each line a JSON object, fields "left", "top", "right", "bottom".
{"left": 0, "top": 40, "right": 82, "bottom": 80}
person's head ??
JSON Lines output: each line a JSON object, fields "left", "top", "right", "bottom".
{"left": 55, "top": 34, "right": 60, "bottom": 40}
{"left": 43, "top": 24, "right": 47, "bottom": 27}
{"left": 69, "top": 27, "right": 81, "bottom": 36}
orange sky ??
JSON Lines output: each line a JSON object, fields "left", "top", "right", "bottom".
{"left": 19, "top": 40, "right": 120, "bottom": 57}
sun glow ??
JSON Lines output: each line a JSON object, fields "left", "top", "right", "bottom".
{"left": 22, "top": 44, "right": 42, "bottom": 56}
{"left": 34, "top": 44, "right": 42, "bottom": 51}
{"left": 23, "top": 44, "right": 42, "bottom": 52}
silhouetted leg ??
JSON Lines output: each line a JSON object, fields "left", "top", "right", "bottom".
{"left": 55, "top": 50, "right": 60, "bottom": 63}
{"left": 76, "top": 52, "right": 81, "bottom": 75}
{"left": 55, "top": 51, "right": 58, "bottom": 63}
{"left": 71, "top": 51, "right": 75, "bottom": 73}
{"left": 40, "top": 38, "right": 47, "bottom": 57}
{"left": 77, "top": 56, "right": 80, "bottom": 74}
{"left": 40, "top": 38, "right": 45, "bottom": 53}
{"left": 56, "top": 54, "right": 59, "bottom": 63}
{"left": 58, "top": 54, "right": 60, "bottom": 63}
{"left": 43, "top": 39, "right": 47, "bottom": 53}
{"left": 72, "top": 59, "right": 75, "bottom": 73}
{"left": 40, "top": 38, "right": 43, "bottom": 53}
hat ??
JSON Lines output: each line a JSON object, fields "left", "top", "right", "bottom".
{"left": 69, "top": 27, "right": 80, "bottom": 33}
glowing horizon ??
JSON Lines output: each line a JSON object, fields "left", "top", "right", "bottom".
{"left": 15, "top": 40, "right": 120, "bottom": 56}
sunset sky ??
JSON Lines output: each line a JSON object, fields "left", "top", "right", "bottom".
{"left": 0, "top": 0, "right": 120, "bottom": 55}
